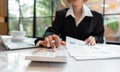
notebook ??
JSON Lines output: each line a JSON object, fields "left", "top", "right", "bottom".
{"left": 0, "top": 35, "right": 36, "bottom": 50}
{"left": 25, "top": 46, "right": 68, "bottom": 62}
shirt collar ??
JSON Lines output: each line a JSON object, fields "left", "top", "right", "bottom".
{"left": 66, "top": 4, "right": 93, "bottom": 18}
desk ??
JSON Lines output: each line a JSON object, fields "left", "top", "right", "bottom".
{"left": 0, "top": 40, "right": 120, "bottom": 72}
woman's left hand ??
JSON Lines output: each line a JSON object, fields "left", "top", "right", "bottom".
{"left": 85, "top": 36, "right": 96, "bottom": 46}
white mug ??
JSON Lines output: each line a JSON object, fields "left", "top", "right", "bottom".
{"left": 11, "top": 31, "right": 26, "bottom": 41}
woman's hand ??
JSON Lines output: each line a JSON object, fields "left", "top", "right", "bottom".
{"left": 36, "top": 34, "right": 66, "bottom": 51}
{"left": 85, "top": 36, "right": 96, "bottom": 46}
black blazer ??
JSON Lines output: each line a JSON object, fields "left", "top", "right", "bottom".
{"left": 35, "top": 8, "right": 104, "bottom": 44}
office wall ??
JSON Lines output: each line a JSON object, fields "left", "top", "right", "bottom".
{"left": 0, "top": 0, "right": 7, "bottom": 35}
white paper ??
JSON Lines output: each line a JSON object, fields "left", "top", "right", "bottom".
{"left": 66, "top": 36, "right": 120, "bottom": 60}
{"left": 0, "top": 36, "right": 36, "bottom": 49}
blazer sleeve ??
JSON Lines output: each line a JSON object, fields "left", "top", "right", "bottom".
{"left": 34, "top": 10, "right": 66, "bottom": 45}
{"left": 43, "top": 10, "right": 65, "bottom": 37}
{"left": 92, "top": 12, "right": 104, "bottom": 43}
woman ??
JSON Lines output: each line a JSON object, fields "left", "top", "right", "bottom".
{"left": 35, "top": 0, "right": 104, "bottom": 51}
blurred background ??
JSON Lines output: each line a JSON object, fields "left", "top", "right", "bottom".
{"left": 0, "top": 0, "right": 120, "bottom": 43}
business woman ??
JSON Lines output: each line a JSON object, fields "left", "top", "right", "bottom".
{"left": 35, "top": 0, "right": 104, "bottom": 51}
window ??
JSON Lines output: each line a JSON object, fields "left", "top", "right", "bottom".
{"left": 36, "top": 0, "right": 53, "bottom": 37}
{"left": 8, "top": 0, "right": 34, "bottom": 36}
{"left": 87, "top": 0, "right": 120, "bottom": 43}
{"left": 8, "top": 0, "right": 54, "bottom": 37}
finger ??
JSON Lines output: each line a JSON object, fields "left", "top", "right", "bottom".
{"left": 85, "top": 36, "right": 93, "bottom": 42}
{"left": 88, "top": 39, "right": 96, "bottom": 46}
{"left": 52, "top": 35, "right": 60, "bottom": 47}
{"left": 48, "top": 35, "right": 54, "bottom": 48}
{"left": 91, "top": 37, "right": 96, "bottom": 45}
{"left": 61, "top": 41, "right": 66, "bottom": 46}
{"left": 92, "top": 42, "right": 96, "bottom": 45}
{"left": 44, "top": 37, "right": 50, "bottom": 47}
{"left": 85, "top": 37, "right": 91, "bottom": 44}
{"left": 36, "top": 41, "right": 43, "bottom": 47}
{"left": 87, "top": 37, "right": 96, "bottom": 46}
{"left": 85, "top": 36, "right": 92, "bottom": 45}
{"left": 51, "top": 41, "right": 56, "bottom": 52}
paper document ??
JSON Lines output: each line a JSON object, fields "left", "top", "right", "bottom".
{"left": 0, "top": 36, "right": 36, "bottom": 50}
{"left": 66, "top": 36, "right": 120, "bottom": 60}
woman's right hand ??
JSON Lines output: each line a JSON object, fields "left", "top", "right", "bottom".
{"left": 36, "top": 34, "right": 66, "bottom": 51}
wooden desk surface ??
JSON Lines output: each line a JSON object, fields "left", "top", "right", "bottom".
{"left": 1, "top": 40, "right": 120, "bottom": 72}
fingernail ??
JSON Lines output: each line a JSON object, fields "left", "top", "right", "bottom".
{"left": 53, "top": 48, "right": 56, "bottom": 52}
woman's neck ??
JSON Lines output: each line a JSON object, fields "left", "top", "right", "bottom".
{"left": 73, "top": 4, "right": 83, "bottom": 15}
{"left": 72, "top": 4, "right": 83, "bottom": 21}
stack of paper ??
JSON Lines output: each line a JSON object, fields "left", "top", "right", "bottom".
{"left": 66, "top": 36, "right": 120, "bottom": 60}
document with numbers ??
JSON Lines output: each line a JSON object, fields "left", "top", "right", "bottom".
{"left": 66, "top": 36, "right": 120, "bottom": 60}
